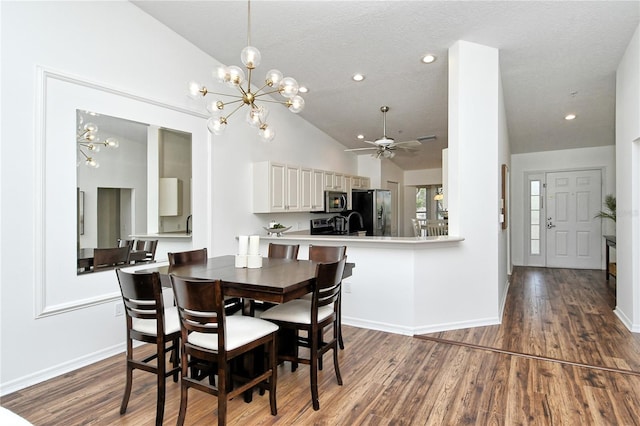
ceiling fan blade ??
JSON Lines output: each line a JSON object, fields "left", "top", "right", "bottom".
{"left": 345, "top": 147, "right": 378, "bottom": 152}
{"left": 363, "top": 140, "right": 379, "bottom": 146}
{"left": 392, "top": 140, "right": 422, "bottom": 147}
{"left": 416, "top": 134, "right": 437, "bottom": 143}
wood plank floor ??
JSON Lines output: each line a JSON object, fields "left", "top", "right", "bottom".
{"left": 3, "top": 267, "right": 640, "bottom": 425}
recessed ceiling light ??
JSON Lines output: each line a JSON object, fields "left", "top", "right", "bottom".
{"left": 421, "top": 54, "right": 437, "bottom": 64}
{"left": 298, "top": 86, "right": 309, "bottom": 94}
{"left": 352, "top": 73, "right": 365, "bottom": 82}
{"left": 565, "top": 114, "right": 577, "bottom": 120}
{"left": 357, "top": 134, "right": 364, "bottom": 139}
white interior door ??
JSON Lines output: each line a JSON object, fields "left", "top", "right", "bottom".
{"left": 545, "top": 170, "right": 602, "bottom": 269}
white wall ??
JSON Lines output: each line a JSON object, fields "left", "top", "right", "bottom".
{"left": 0, "top": 1, "right": 355, "bottom": 395}
{"left": 510, "top": 146, "right": 616, "bottom": 267}
{"left": 614, "top": 24, "right": 640, "bottom": 331}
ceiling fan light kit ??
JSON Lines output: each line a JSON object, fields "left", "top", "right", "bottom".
{"left": 345, "top": 105, "right": 436, "bottom": 160}
{"left": 188, "top": 0, "right": 304, "bottom": 142}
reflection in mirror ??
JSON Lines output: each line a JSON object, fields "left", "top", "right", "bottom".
{"left": 76, "top": 110, "right": 192, "bottom": 274}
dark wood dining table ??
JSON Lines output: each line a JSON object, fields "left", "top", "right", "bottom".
{"left": 139, "top": 255, "right": 354, "bottom": 304}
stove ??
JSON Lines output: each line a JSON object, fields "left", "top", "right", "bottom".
{"left": 309, "top": 218, "right": 346, "bottom": 235}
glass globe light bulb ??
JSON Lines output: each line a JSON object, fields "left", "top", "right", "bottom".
{"left": 207, "top": 117, "right": 227, "bottom": 135}
{"left": 88, "top": 143, "right": 100, "bottom": 153}
{"left": 206, "top": 99, "right": 224, "bottom": 114}
{"left": 258, "top": 125, "right": 275, "bottom": 142}
{"left": 288, "top": 95, "right": 305, "bottom": 113}
{"left": 86, "top": 157, "right": 99, "bottom": 168}
{"left": 246, "top": 105, "right": 269, "bottom": 127}
{"left": 265, "top": 69, "right": 283, "bottom": 87}
{"left": 279, "top": 77, "right": 299, "bottom": 98}
{"left": 241, "top": 46, "right": 261, "bottom": 69}
{"left": 187, "top": 80, "right": 202, "bottom": 99}
{"left": 215, "top": 66, "right": 229, "bottom": 83}
{"left": 105, "top": 137, "right": 119, "bottom": 148}
{"left": 84, "top": 122, "right": 98, "bottom": 133}
{"left": 226, "top": 66, "right": 245, "bottom": 87}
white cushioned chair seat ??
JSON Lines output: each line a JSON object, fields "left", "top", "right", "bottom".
{"left": 260, "top": 299, "right": 333, "bottom": 324}
{"left": 132, "top": 306, "right": 180, "bottom": 336}
{"left": 187, "top": 316, "right": 278, "bottom": 351}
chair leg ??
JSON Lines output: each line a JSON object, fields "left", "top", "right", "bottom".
{"left": 171, "top": 339, "right": 180, "bottom": 382}
{"left": 155, "top": 341, "right": 166, "bottom": 426}
{"left": 269, "top": 337, "right": 278, "bottom": 415}
{"left": 333, "top": 343, "right": 343, "bottom": 386}
{"left": 218, "top": 365, "right": 228, "bottom": 426}
{"left": 310, "top": 330, "right": 320, "bottom": 411}
{"left": 120, "top": 339, "right": 133, "bottom": 415}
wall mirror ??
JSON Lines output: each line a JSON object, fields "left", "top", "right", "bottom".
{"left": 75, "top": 110, "right": 192, "bottom": 274}
{"left": 37, "top": 68, "right": 207, "bottom": 317}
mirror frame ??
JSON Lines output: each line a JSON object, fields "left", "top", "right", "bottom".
{"left": 34, "top": 67, "right": 208, "bottom": 318}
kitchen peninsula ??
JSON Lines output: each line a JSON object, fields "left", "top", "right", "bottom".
{"left": 258, "top": 232, "right": 473, "bottom": 337}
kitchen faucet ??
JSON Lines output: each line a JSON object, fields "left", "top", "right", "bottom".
{"left": 345, "top": 211, "right": 364, "bottom": 234}
{"left": 186, "top": 214, "right": 192, "bottom": 235}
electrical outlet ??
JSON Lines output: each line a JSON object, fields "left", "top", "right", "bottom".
{"left": 115, "top": 301, "right": 124, "bottom": 317}
{"left": 344, "top": 282, "right": 352, "bottom": 293}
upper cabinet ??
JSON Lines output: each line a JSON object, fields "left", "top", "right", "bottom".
{"left": 253, "top": 162, "right": 303, "bottom": 213}
{"left": 253, "top": 161, "right": 370, "bottom": 213}
{"left": 159, "top": 177, "right": 182, "bottom": 216}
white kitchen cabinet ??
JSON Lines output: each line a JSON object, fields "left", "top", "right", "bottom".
{"left": 324, "top": 171, "right": 335, "bottom": 190}
{"left": 253, "top": 162, "right": 302, "bottom": 213}
{"left": 334, "top": 173, "right": 345, "bottom": 190}
{"left": 312, "top": 169, "right": 325, "bottom": 211}
{"left": 159, "top": 177, "right": 182, "bottom": 216}
{"left": 360, "top": 176, "right": 371, "bottom": 189}
{"left": 345, "top": 175, "right": 353, "bottom": 210}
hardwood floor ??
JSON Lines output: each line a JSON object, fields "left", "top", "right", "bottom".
{"left": 3, "top": 267, "right": 640, "bottom": 425}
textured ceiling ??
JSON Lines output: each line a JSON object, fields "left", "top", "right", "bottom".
{"left": 132, "top": 1, "right": 639, "bottom": 170}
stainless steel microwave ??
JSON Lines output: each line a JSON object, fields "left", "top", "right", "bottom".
{"left": 324, "top": 191, "right": 348, "bottom": 213}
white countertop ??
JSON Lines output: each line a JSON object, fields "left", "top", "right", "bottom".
{"left": 260, "top": 230, "right": 464, "bottom": 248}
{"left": 130, "top": 232, "right": 192, "bottom": 239}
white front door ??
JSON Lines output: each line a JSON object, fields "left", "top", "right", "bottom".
{"left": 545, "top": 170, "right": 602, "bottom": 269}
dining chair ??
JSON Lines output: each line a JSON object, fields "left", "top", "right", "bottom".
{"left": 268, "top": 243, "right": 300, "bottom": 260}
{"left": 425, "top": 219, "right": 448, "bottom": 236}
{"left": 115, "top": 269, "right": 180, "bottom": 426}
{"left": 411, "top": 218, "right": 421, "bottom": 237}
{"left": 170, "top": 275, "right": 279, "bottom": 426}
{"left": 249, "top": 243, "right": 301, "bottom": 316}
{"left": 260, "top": 257, "right": 346, "bottom": 411}
{"left": 93, "top": 246, "right": 130, "bottom": 270}
{"left": 168, "top": 248, "right": 243, "bottom": 315}
{"left": 308, "top": 244, "right": 347, "bottom": 350}
{"left": 135, "top": 239, "right": 158, "bottom": 263}
{"left": 167, "top": 247, "right": 208, "bottom": 266}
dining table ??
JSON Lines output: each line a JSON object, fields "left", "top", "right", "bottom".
{"left": 139, "top": 255, "right": 354, "bottom": 304}
{"left": 138, "top": 254, "right": 354, "bottom": 402}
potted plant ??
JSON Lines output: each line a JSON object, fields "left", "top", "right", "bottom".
{"left": 595, "top": 194, "right": 616, "bottom": 222}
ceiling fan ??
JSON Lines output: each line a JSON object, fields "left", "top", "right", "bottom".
{"left": 345, "top": 106, "right": 436, "bottom": 159}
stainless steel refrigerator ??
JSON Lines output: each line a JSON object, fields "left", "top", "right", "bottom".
{"left": 351, "top": 189, "right": 391, "bottom": 236}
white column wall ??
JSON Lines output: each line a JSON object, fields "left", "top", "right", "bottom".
{"left": 614, "top": 24, "right": 640, "bottom": 331}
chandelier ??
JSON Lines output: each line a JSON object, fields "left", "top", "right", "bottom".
{"left": 188, "top": 0, "right": 304, "bottom": 142}
{"left": 77, "top": 111, "right": 119, "bottom": 168}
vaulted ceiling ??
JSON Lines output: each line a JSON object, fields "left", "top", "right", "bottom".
{"left": 133, "top": 1, "right": 639, "bottom": 170}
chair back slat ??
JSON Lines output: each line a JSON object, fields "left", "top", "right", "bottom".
{"left": 313, "top": 257, "right": 346, "bottom": 310}
{"left": 116, "top": 269, "right": 165, "bottom": 327}
{"left": 170, "top": 276, "right": 224, "bottom": 340}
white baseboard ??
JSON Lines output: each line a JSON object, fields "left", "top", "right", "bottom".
{"left": 0, "top": 343, "right": 125, "bottom": 397}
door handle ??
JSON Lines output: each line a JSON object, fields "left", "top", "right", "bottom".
{"left": 547, "top": 217, "right": 556, "bottom": 229}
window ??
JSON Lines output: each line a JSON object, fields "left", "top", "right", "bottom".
{"left": 530, "top": 180, "right": 541, "bottom": 255}
{"left": 416, "top": 186, "right": 445, "bottom": 220}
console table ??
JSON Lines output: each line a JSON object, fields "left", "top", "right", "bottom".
{"left": 604, "top": 235, "right": 616, "bottom": 281}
